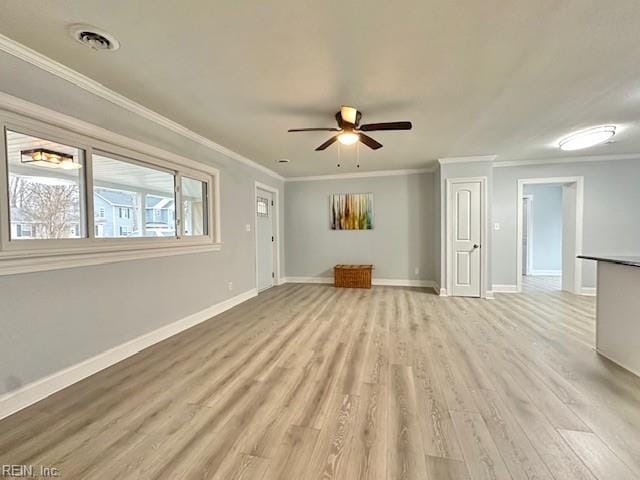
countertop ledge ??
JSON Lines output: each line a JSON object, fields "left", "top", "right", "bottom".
{"left": 578, "top": 255, "right": 640, "bottom": 268}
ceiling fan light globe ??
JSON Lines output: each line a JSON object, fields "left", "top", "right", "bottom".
{"left": 338, "top": 132, "right": 359, "bottom": 145}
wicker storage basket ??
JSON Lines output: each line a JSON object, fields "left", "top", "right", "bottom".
{"left": 334, "top": 264, "right": 373, "bottom": 289}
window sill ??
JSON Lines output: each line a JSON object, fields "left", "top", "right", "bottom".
{"left": 0, "top": 242, "right": 222, "bottom": 276}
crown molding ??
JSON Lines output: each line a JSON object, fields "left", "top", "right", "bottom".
{"left": 0, "top": 33, "right": 284, "bottom": 181}
{"left": 0, "top": 91, "right": 217, "bottom": 176}
{"left": 285, "top": 166, "right": 436, "bottom": 182}
{"left": 493, "top": 153, "right": 640, "bottom": 168}
{"left": 438, "top": 155, "right": 497, "bottom": 165}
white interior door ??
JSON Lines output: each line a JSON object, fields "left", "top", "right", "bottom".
{"left": 256, "top": 189, "right": 274, "bottom": 292}
{"left": 450, "top": 181, "right": 481, "bottom": 297}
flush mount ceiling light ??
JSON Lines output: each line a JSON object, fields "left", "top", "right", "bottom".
{"left": 70, "top": 24, "right": 120, "bottom": 51}
{"left": 21, "top": 148, "right": 82, "bottom": 170}
{"left": 559, "top": 125, "right": 616, "bottom": 151}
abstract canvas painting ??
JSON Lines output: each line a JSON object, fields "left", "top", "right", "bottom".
{"left": 330, "top": 193, "right": 373, "bottom": 230}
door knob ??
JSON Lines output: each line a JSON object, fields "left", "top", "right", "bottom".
{"left": 473, "top": 244, "right": 480, "bottom": 249}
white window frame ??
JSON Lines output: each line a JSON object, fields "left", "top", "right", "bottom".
{"left": 0, "top": 108, "right": 221, "bottom": 276}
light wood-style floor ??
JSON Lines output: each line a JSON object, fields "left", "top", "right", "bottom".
{"left": 2, "top": 284, "right": 640, "bottom": 479}
{"left": 522, "top": 275, "right": 561, "bottom": 292}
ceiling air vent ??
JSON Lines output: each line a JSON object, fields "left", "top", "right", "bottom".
{"left": 70, "top": 24, "right": 120, "bottom": 51}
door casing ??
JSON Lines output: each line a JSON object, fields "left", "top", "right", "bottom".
{"left": 254, "top": 181, "right": 281, "bottom": 291}
{"left": 445, "top": 176, "right": 488, "bottom": 298}
{"left": 516, "top": 177, "right": 583, "bottom": 294}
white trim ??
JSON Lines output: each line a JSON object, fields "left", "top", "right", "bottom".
{"left": 0, "top": 288, "right": 257, "bottom": 420}
{"left": 492, "top": 284, "right": 519, "bottom": 293}
{"left": 0, "top": 93, "right": 221, "bottom": 177}
{"left": 372, "top": 278, "right": 435, "bottom": 288}
{"left": 486, "top": 290, "right": 495, "bottom": 300}
{"left": 285, "top": 167, "right": 435, "bottom": 182}
{"left": 522, "top": 194, "right": 534, "bottom": 276}
{"left": 528, "top": 270, "right": 562, "bottom": 276}
{"left": 283, "top": 276, "right": 437, "bottom": 289}
{"left": 0, "top": 105, "right": 222, "bottom": 270}
{"left": 0, "top": 243, "right": 221, "bottom": 276}
{"left": 516, "top": 177, "right": 584, "bottom": 294}
{"left": 0, "top": 34, "right": 284, "bottom": 181}
{"left": 286, "top": 276, "right": 333, "bottom": 284}
{"left": 494, "top": 153, "right": 640, "bottom": 168}
{"left": 580, "top": 287, "right": 597, "bottom": 296}
{"left": 438, "top": 155, "right": 497, "bottom": 165}
{"left": 254, "top": 181, "right": 281, "bottom": 290}
{"left": 445, "top": 176, "right": 489, "bottom": 298}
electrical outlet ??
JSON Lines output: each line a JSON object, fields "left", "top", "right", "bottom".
{"left": 414, "top": 267, "right": 420, "bottom": 275}
{"left": 245, "top": 224, "right": 251, "bottom": 232}
{"left": 228, "top": 282, "right": 233, "bottom": 291}
{"left": 494, "top": 223, "right": 501, "bottom": 231}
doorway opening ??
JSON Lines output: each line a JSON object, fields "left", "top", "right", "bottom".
{"left": 255, "top": 182, "right": 280, "bottom": 293}
{"left": 516, "top": 177, "right": 583, "bottom": 294}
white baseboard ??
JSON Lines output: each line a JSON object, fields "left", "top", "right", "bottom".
{"left": 493, "top": 284, "right": 519, "bottom": 293}
{"left": 0, "top": 288, "right": 257, "bottom": 421}
{"left": 527, "top": 270, "right": 562, "bottom": 276}
{"left": 486, "top": 290, "right": 495, "bottom": 300}
{"left": 373, "top": 278, "right": 435, "bottom": 288}
{"left": 284, "top": 276, "right": 436, "bottom": 290}
{"left": 285, "top": 276, "right": 333, "bottom": 284}
{"left": 580, "top": 287, "right": 597, "bottom": 296}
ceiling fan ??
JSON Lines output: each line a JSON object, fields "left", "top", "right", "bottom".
{"left": 288, "top": 106, "right": 412, "bottom": 151}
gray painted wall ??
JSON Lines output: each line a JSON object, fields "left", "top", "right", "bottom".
{"left": 523, "top": 184, "right": 563, "bottom": 272}
{"left": 285, "top": 173, "right": 434, "bottom": 282}
{"left": 492, "top": 159, "right": 640, "bottom": 288}
{"left": 0, "top": 52, "right": 284, "bottom": 395}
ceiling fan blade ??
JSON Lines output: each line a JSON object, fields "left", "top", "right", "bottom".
{"left": 359, "top": 121, "right": 412, "bottom": 132}
{"left": 359, "top": 133, "right": 383, "bottom": 150}
{"left": 315, "top": 135, "right": 339, "bottom": 151}
{"left": 340, "top": 105, "right": 358, "bottom": 125}
{"left": 288, "top": 127, "right": 340, "bottom": 132}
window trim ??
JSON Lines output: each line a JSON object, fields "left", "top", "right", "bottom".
{"left": 0, "top": 108, "right": 221, "bottom": 275}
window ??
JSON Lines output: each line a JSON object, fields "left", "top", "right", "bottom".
{"left": 0, "top": 110, "right": 220, "bottom": 275}
{"left": 5, "top": 130, "right": 85, "bottom": 240}
{"left": 182, "top": 177, "right": 207, "bottom": 236}
{"left": 118, "top": 207, "right": 131, "bottom": 219}
{"left": 15, "top": 224, "right": 33, "bottom": 238}
{"left": 257, "top": 196, "right": 268, "bottom": 217}
{"left": 92, "top": 153, "right": 176, "bottom": 238}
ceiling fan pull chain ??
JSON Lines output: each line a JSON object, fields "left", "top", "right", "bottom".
{"left": 356, "top": 141, "right": 360, "bottom": 168}
{"left": 337, "top": 142, "right": 341, "bottom": 168}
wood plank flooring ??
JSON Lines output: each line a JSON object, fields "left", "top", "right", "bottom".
{"left": 2, "top": 283, "right": 640, "bottom": 479}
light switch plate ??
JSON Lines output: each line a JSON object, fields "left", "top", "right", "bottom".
{"left": 245, "top": 224, "right": 251, "bottom": 232}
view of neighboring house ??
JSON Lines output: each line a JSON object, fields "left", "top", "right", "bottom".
{"left": 93, "top": 189, "right": 136, "bottom": 237}
{"left": 10, "top": 205, "right": 80, "bottom": 239}
{"left": 94, "top": 188, "right": 175, "bottom": 237}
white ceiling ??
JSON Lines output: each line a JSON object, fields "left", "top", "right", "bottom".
{"left": 2, "top": 1, "right": 640, "bottom": 177}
